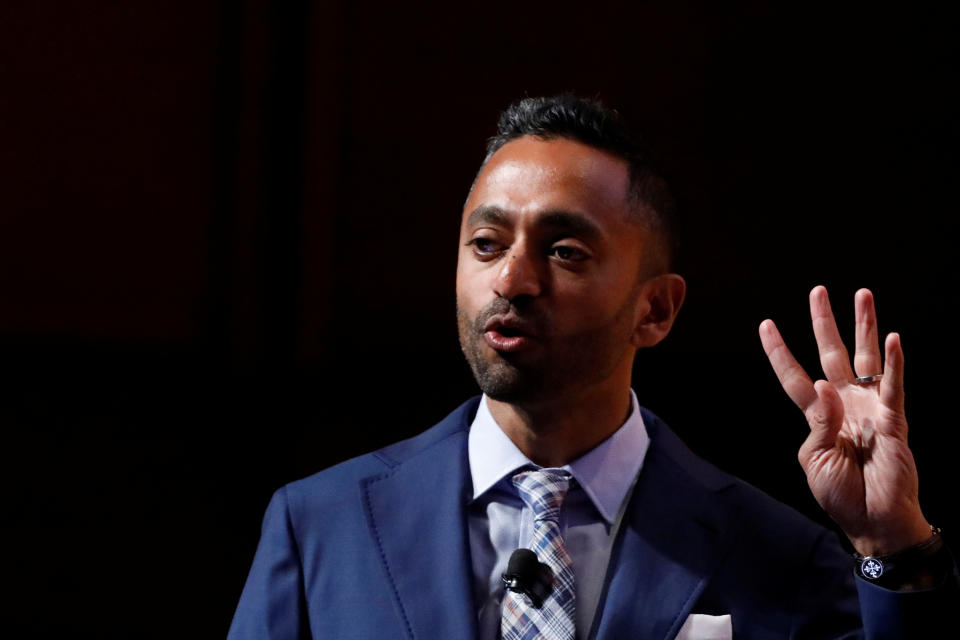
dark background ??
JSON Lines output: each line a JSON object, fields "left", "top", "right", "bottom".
{"left": 2, "top": 1, "right": 957, "bottom": 636}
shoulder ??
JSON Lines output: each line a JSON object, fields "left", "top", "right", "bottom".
{"left": 278, "top": 396, "right": 480, "bottom": 516}
{"left": 639, "top": 406, "right": 835, "bottom": 552}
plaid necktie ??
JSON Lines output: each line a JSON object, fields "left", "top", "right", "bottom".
{"left": 501, "top": 469, "right": 576, "bottom": 640}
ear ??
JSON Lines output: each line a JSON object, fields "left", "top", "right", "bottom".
{"left": 631, "top": 273, "right": 686, "bottom": 349}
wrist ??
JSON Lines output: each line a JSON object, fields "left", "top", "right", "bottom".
{"left": 853, "top": 525, "right": 945, "bottom": 588}
{"left": 848, "top": 516, "right": 933, "bottom": 557}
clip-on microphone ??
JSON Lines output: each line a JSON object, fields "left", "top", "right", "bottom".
{"left": 501, "top": 548, "right": 553, "bottom": 608}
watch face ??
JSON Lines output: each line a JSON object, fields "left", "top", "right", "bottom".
{"left": 861, "top": 557, "right": 884, "bottom": 579}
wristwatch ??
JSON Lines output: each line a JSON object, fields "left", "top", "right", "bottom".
{"left": 854, "top": 526, "right": 943, "bottom": 582}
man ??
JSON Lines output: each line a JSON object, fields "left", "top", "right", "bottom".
{"left": 228, "top": 96, "right": 957, "bottom": 639}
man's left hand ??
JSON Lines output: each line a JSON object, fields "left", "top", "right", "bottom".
{"left": 759, "top": 286, "right": 932, "bottom": 556}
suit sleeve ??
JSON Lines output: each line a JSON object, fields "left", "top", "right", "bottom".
{"left": 228, "top": 487, "right": 311, "bottom": 640}
{"left": 788, "top": 531, "right": 960, "bottom": 639}
{"left": 787, "top": 530, "right": 863, "bottom": 639}
{"left": 855, "top": 546, "right": 960, "bottom": 640}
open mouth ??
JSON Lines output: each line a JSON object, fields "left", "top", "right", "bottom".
{"left": 483, "top": 318, "right": 536, "bottom": 353}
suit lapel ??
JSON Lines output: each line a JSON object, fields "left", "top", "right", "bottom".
{"left": 592, "top": 412, "right": 736, "bottom": 640}
{"left": 362, "top": 425, "right": 479, "bottom": 640}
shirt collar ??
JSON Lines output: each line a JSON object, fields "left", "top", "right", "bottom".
{"left": 467, "top": 390, "right": 650, "bottom": 524}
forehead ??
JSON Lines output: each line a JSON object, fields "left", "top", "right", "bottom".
{"left": 464, "top": 136, "right": 632, "bottom": 226}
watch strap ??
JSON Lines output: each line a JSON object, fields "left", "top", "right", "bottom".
{"left": 854, "top": 526, "right": 944, "bottom": 582}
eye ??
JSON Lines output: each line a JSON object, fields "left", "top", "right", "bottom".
{"left": 467, "top": 237, "right": 505, "bottom": 258}
{"left": 549, "top": 244, "right": 589, "bottom": 262}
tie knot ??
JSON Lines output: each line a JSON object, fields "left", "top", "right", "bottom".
{"left": 512, "top": 469, "right": 571, "bottom": 523}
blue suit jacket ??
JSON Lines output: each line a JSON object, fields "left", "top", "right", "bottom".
{"left": 228, "top": 398, "right": 956, "bottom": 639}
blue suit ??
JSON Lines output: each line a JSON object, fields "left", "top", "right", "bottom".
{"left": 229, "top": 398, "right": 956, "bottom": 639}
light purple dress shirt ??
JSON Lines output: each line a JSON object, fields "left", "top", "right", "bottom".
{"left": 467, "top": 391, "right": 650, "bottom": 639}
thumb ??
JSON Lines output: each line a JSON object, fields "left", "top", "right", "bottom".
{"left": 799, "top": 380, "right": 844, "bottom": 461}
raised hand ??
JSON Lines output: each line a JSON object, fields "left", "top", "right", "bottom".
{"left": 759, "top": 286, "right": 931, "bottom": 556}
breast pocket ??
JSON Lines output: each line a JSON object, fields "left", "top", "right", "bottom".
{"left": 675, "top": 613, "right": 732, "bottom": 640}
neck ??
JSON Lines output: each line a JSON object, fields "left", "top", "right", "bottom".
{"left": 486, "top": 377, "right": 633, "bottom": 468}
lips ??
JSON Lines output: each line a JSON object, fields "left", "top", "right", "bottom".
{"left": 483, "top": 315, "right": 538, "bottom": 353}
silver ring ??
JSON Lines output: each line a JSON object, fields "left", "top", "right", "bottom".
{"left": 855, "top": 374, "right": 883, "bottom": 384}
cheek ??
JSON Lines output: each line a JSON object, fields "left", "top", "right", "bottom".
{"left": 456, "top": 252, "right": 494, "bottom": 299}
{"left": 455, "top": 263, "right": 482, "bottom": 315}
{"left": 554, "top": 277, "right": 636, "bottom": 327}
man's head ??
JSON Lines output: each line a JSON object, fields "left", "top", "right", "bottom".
{"left": 456, "top": 96, "right": 686, "bottom": 405}
{"left": 478, "top": 94, "right": 676, "bottom": 275}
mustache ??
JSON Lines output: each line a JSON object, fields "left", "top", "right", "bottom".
{"left": 471, "top": 297, "right": 544, "bottom": 334}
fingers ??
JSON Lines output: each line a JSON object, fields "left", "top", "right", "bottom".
{"left": 853, "top": 288, "right": 883, "bottom": 378}
{"left": 880, "top": 332, "right": 905, "bottom": 414}
{"left": 798, "top": 380, "right": 845, "bottom": 461}
{"left": 810, "top": 286, "right": 854, "bottom": 382}
{"left": 759, "top": 319, "right": 818, "bottom": 411}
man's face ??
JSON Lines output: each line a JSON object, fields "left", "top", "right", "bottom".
{"left": 456, "top": 136, "right": 654, "bottom": 403}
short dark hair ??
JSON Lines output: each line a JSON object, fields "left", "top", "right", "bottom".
{"left": 483, "top": 95, "right": 677, "bottom": 273}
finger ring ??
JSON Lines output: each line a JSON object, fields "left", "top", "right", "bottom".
{"left": 855, "top": 374, "right": 883, "bottom": 384}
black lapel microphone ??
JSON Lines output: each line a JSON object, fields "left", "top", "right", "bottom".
{"left": 501, "top": 548, "right": 553, "bottom": 607}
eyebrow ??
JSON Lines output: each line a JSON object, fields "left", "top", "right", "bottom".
{"left": 466, "top": 205, "right": 511, "bottom": 230}
{"left": 465, "top": 205, "right": 604, "bottom": 243}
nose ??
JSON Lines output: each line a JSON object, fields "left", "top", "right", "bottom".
{"left": 492, "top": 243, "right": 543, "bottom": 301}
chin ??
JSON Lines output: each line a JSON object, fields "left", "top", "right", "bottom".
{"left": 460, "top": 327, "right": 548, "bottom": 402}
{"left": 472, "top": 363, "right": 550, "bottom": 404}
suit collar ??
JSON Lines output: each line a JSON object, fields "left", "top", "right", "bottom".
{"left": 361, "top": 399, "right": 480, "bottom": 640}
{"left": 361, "top": 399, "right": 739, "bottom": 640}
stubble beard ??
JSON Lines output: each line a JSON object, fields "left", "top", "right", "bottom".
{"left": 456, "top": 295, "right": 637, "bottom": 405}
{"left": 456, "top": 300, "right": 541, "bottom": 402}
